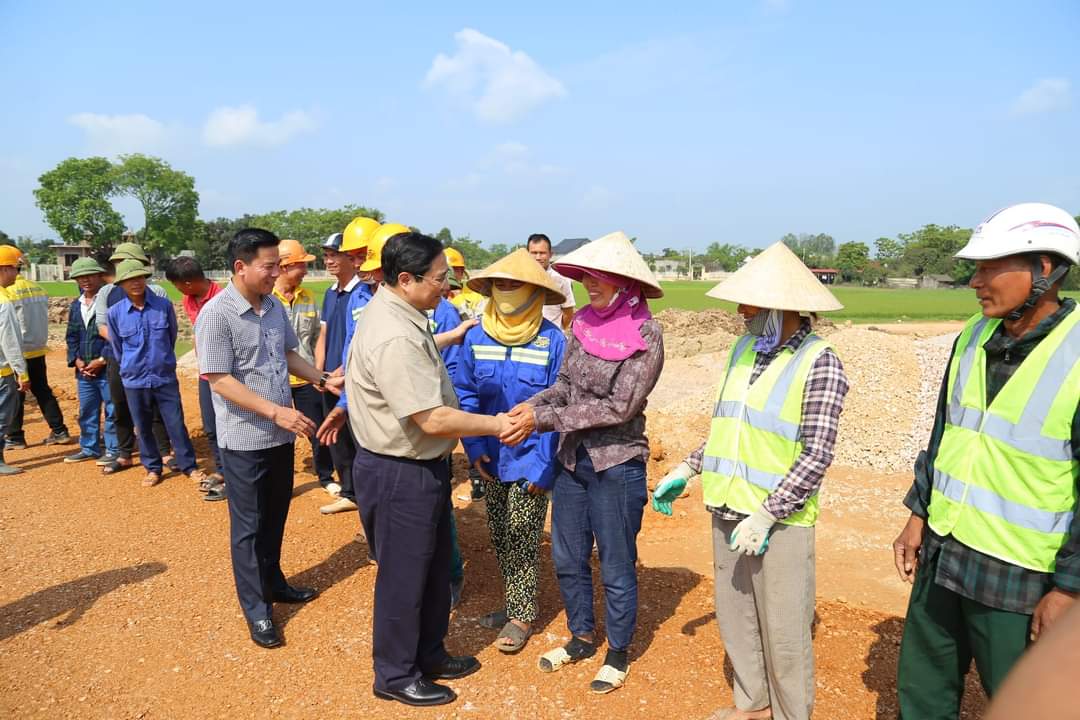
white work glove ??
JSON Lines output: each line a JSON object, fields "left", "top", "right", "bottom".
{"left": 729, "top": 504, "right": 778, "bottom": 556}
{"left": 651, "top": 461, "right": 693, "bottom": 516}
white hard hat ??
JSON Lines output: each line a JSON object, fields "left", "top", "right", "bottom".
{"left": 955, "top": 202, "right": 1080, "bottom": 265}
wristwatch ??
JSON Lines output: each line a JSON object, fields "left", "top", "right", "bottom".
{"left": 316, "top": 372, "right": 330, "bottom": 390}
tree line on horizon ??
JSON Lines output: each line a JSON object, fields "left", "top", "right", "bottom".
{"left": 4, "top": 154, "right": 1079, "bottom": 290}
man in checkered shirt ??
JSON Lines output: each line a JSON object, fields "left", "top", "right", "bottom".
{"left": 195, "top": 228, "right": 343, "bottom": 650}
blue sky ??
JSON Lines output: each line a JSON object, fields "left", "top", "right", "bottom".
{"left": 1, "top": 0, "right": 1077, "bottom": 253}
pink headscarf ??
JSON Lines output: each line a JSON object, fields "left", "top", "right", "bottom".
{"left": 563, "top": 267, "right": 653, "bottom": 361}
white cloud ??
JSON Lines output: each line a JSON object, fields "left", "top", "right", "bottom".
{"left": 424, "top": 28, "right": 566, "bottom": 124}
{"left": 1012, "top": 78, "right": 1071, "bottom": 115}
{"left": 202, "top": 105, "right": 317, "bottom": 147}
{"left": 67, "top": 112, "right": 171, "bottom": 155}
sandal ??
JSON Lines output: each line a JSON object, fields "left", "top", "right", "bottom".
{"left": 101, "top": 458, "right": 133, "bottom": 475}
{"left": 590, "top": 663, "right": 628, "bottom": 694}
{"left": 142, "top": 472, "right": 162, "bottom": 487}
{"left": 478, "top": 609, "right": 508, "bottom": 630}
{"left": 538, "top": 637, "right": 596, "bottom": 673}
{"left": 495, "top": 621, "right": 532, "bottom": 654}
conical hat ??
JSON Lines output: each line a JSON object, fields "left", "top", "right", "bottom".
{"left": 467, "top": 248, "right": 566, "bottom": 304}
{"left": 552, "top": 231, "right": 663, "bottom": 298}
{"left": 706, "top": 241, "right": 843, "bottom": 312}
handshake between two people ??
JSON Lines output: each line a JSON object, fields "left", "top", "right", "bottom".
{"left": 495, "top": 402, "right": 537, "bottom": 447}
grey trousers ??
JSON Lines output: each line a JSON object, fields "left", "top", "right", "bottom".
{"left": 713, "top": 516, "right": 816, "bottom": 720}
{"left": 0, "top": 374, "right": 18, "bottom": 464}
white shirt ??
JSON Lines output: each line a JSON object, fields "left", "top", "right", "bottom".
{"left": 80, "top": 292, "right": 97, "bottom": 329}
{"left": 543, "top": 266, "right": 575, "bottom": 326}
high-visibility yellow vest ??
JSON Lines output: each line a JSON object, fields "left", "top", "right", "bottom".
{"left": 928, "top": 309, "right": 1080, "bottom": 572}
{"left": 273, "top": 286, "right": 320, "bottom": 387}
{"left": 701, "top": 333, "right": 832, "bottom": 527}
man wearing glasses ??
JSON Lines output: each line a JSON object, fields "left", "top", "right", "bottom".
{"left": 317, "top": 232, "right": 507, "bottom": 707}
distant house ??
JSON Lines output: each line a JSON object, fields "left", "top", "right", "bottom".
{"left": 551, "top": 237, "right": 589, "bottom": 261}
{"left": 50, "top": 243, "right": 94, "bottom": 279}
{"left": 920, "top": 273, "right": 956, "bottom": 289}
{"left": 809, "top": 268, "right": 839, "bottom": 285}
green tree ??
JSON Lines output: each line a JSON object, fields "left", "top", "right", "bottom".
{"left": 896, "top": 224, "right": 971, "bottom": 278}
{"left": 15, "top": 236, "right": 57, "bottom": 265}
{"left": 781, "top": 232, "right": 835, "bottom": 267}
{"left": 191, "top": 216, "right": 256, "bottom": 271}
{"left": 835, "top": 241, "right": 870, "bottom": 282}
{"left": 115, "top": 154, "right": 199, "bottom": 262}
{"left": 34, "top": 157, "right": 125, "bottom": 249}
{"left": 703, "top": 242, "right": 751, "bottom": 271}
{"left": 252, "top": 204, "right": 384, "bottom": 256}
{"left": 873, "top": 236, "right": 905, "bottom": 269}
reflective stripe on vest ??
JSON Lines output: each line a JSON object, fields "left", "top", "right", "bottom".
{"left": 700, "top": 333, "right": 831, "bottom": 526}
{"left": 928, "top": 309, "right": 1080, "bottom": 572}
{"left": 473, "top": 345, "right": 508, "bottom": 361}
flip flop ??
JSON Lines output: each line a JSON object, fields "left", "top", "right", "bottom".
{"left": 495, "top": 621, "right": 532, "bottom": 654}
{"left": 142, "top": 472, "right": 162, "bottom": 487}
{"left": 478, "top": 609, "right": 508, "bottom": 630}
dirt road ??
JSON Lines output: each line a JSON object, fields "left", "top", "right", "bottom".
{"left": 0, "top": 341, "right": 988, "bottom": 719}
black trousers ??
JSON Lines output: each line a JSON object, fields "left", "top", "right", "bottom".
{"left": 354, "top": 447, "right": 453, "bottom": 691}
{"left": 221, "top": 443, "right": 295, "bottom": 623}
{"left": 291, "top": 384, "right": 334, "bottom": 485}
{"left": 107, "top": 358, "right": 170, "bottom": 459}
{"left": 9, "top": 355, "right": 67, "bottom": 440}
{"left": 321, "top": 392, "right": 355, "bottom": 500}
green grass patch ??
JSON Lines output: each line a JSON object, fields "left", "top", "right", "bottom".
{"left": 42, "top": 279, "right": 1078, "bottom": 324}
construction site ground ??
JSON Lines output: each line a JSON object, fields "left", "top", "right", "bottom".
{"left": 0, "top": 314, "right": 992, "bottom": 719}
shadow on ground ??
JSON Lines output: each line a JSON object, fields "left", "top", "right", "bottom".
{"left": 0, "top": 562, "right": 168, "bottom": 641}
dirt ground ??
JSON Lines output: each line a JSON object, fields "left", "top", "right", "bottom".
{"left": 0, "top": 338, "right": 989, "bottom": 719}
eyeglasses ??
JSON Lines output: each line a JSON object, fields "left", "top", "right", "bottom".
{"left": 414, "top": 272, "right": 449, "bottom": 286}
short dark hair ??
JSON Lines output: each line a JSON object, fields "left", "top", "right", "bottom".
{"left": 382, "top": 232, "right": 443, "bottom": 287}
{"left": 526, "top": 233, "right": 551, "bottom": 251}
{"left": 229, "top": 228, "right": 280, "bottom": 267}
{"left": 165, "top": 256, "right": 205, "bottom": 282}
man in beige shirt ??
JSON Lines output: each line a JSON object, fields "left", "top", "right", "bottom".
{"left": 318, "top": 231, "right": 513, "bottom": 708}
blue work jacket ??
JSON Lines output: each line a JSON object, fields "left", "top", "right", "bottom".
{"left": 454, "top": 320, "right": 565, "bottom": 490}
{"left": 340, "top": 281, "right": 374, "bottom": 370}
{"left": 428, "top": 298, "right": 464, "bottom": 379}
{"left": 106, "top": 292, "right": 178, "bottom": 388}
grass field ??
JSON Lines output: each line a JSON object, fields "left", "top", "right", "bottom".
{"left": 40, "top": 280, "right": 1080, "bottom": 324}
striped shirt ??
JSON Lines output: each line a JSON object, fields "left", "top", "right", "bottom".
{"left": 685, "top": 321, "right": 849, "bottom": 521}
{"left": 194, "top": 282, "right": 299, "bottom": 451}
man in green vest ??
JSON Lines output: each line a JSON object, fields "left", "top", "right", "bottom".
{"left": 651, "top": 241, "right": 849, "bottom": 720}
{"left": 893, "top": 202, "right": 1080, "bottom": 718}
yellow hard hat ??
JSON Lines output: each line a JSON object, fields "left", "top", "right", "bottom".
{"left": 0, "top": 245, "right": 22, "bottom": 268}
{"left": 278, "top": 239, "right": 315, "bottom": 266}
{"left": 341, "top": 216, "right": 381, "bottom": 254}
{"left": 359, "top": 222, "right": 410, "bottom": 273}
{"left": 444, "top": 247, "right": 466, "bottom": 269}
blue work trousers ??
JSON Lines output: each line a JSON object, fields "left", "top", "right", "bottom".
{"left": 125, "top": 381, "right": 197, "bottom": 474}
{"left": 550, "top": 445, "right": 647, "bottom": 652}
{"left": 77, "top": 373, "right": 118, "bottom": 457}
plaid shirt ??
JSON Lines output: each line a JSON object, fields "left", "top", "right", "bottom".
{"left": 905, "top": 299, "right": 1080, "bottom": 614}
{"left": 686, "top": 321, "right": 849, "bottom": 520}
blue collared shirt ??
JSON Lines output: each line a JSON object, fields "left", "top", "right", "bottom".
{"left": 106, "top": 291, "right": 178, "bottom": 388}
{"left": 340, "top": 281, "right": 374, "bottom": 370}
{"left": 321, "top": 275, "right": 361, "bottom": 373}
{"left": 454, "top": 320, "right": 565, "bottom": 490}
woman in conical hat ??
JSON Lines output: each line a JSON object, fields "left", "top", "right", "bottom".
{"left": 453, "top": 248, "right": 568, "bottom": 654}
{"left": 651, "top": 241, "right": 849, "bottom": 720}
{"left": 503, "top": 231, "right": 665, "bottom": 694}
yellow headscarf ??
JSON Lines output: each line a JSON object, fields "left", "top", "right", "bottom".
{"left": 481, "top": 284, "right": 544, "bottom": 346}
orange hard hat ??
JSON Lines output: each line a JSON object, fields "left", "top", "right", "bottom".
{"left": 0, "top": 245, "right": 22, "bottom": 268}
{"left": 278, "top": 239, "right": 315, "bottom": 266}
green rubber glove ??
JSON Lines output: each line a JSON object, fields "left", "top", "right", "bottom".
{"left": 651, "top": 462, "right": 693, "bottom": 516}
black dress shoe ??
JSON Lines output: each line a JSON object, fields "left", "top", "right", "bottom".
{"left": 422, "top": 655, "right": 480, "bottom": 680}
{"left": 374, "top": 679, "right": 456, "bottom": 706}
{"left": 249, "top": 618, "right": 282, "bottom": 648}
{"left": 271, "top": 585, "right": 318, "bottom": 603}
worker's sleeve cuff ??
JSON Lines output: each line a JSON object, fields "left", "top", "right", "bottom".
{"left": 903, "top": 486, "right": 928, "bottom": 518}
